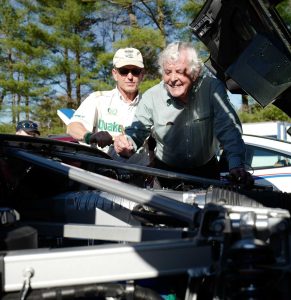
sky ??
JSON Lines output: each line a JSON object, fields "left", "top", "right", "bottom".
{"left": 228, "top": 92, "right": 242, "bottom": 110}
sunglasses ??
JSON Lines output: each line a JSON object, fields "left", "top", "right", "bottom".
{"left": 18, "top": 122, "right": 38, "bottom": 129}
{"left": 117, "top": 68, "right": 143, "bottom": 76}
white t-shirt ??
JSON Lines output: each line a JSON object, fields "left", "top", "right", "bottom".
{"left": 69, "top": 88, "right": 151, "bottom": 165}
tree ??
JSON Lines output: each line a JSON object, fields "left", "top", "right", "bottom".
{"left": 34, "top": 96, "right": 67, "bottom": 135}
{"left": 23, "top": 0, "right": 103, "bottom": 108}
{"left": 239, "top": 103, "right": 291, "bottom": 123}
{"left": 0, "top": 0, "right": 50, "bottom": 123}
{"left": 91, "top": 0, "right": 167, "bottom": 92}
{"left": 1, "top": 0, "right": 289, "bottom": 130}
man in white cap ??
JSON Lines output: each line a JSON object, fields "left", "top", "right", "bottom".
{"left": 67, "top": 47, "right": 151, "bottom": 164}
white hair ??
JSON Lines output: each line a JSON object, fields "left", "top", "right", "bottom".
{"left": 158, "top": 42, "right": 202, "bottom": 78}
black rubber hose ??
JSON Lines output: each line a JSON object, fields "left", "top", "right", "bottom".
{"left": 2, "top": 283, "right": 163, "bottom": 300}
{"left": 236, "top": 189, "right": 291, "bottom": 213}
{"left": 206, "top": 187, "right": 291, "bottom": 213}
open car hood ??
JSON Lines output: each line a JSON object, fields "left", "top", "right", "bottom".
{"left": 190, "top": 0, "right": 291, "bottom": 116}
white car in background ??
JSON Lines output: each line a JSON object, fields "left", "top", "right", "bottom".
{"left": 242, "top": 134, "right": 291, "bottom": 193}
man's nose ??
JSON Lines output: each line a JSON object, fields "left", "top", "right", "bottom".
{"left": 127, "top": 72, "right": 134, "bottom": 79}
{"left": 170, "top": 72, "right": 177, "bottom": 81}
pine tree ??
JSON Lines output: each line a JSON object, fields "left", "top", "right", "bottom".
{"left": 0, "top": 0, "right": 49, "bottom": 123}
{"left": 24, "top": 0, "right": 103, "bottom": 108}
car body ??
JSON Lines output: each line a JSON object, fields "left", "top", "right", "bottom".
{"left": 243, "top": 134, "right": 291, "bottom": 192}
{"left": 48, "top": 133, "right": 78, "bottom": 143}
{"left": 1, "top": 1, "right": 291, "bottom": 299}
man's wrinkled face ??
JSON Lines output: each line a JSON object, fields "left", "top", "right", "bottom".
{"left": 163, "top": 51, "right": 193, "bottom": 103}
{"left": 112, "top": 65, "right": 144, "bottom": 97}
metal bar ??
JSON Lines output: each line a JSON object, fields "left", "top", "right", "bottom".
{"left": 8, "top": 149, "right": 200, "bottom": 224}
{"left": 53, "top": 151, "right": 225, "bottom": 187}
{"left": 27, "top": 222, "right": 187, "bottom": 242}
{"left": 4, "top": 239, "right": 211, "bottom": 292}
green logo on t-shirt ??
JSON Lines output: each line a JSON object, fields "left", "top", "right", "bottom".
{"left": 107, "top": 108, "right": 117, "bottom": 115}
{"left": 98, "top": 119, "right": 123, "bottom": 133}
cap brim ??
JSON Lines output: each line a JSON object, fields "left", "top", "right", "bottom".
{"left": 115, "top": 60, "right": 144, "bottom": 68}
{"left": 25, "top": 129, "right": 40, "bottom": 135}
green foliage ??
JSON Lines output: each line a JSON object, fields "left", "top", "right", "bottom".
{"left": 40, "top": 125, "right": 67, "bottom": 136}
{"left": 87, "top": 80, "right": 114, "bottom": 98}
{"left": 0, "top": 0, "right": 291, "bottom": 132}
{"left": 113, "top": 27, "right": 164, "bottom": 79}
{"left": 182, "top": 0, "right": 204, "bottom": 20}
{"left": 277, "top": 0, "right": 291, "bottom": 28}
{"left": 34, "top": 97, "right": 62, "bottom": 124}
{"left": 238, "top": 104, "right": 291, "bottom": 123}
{"left": 139, "top": 79, "right": 161, "bottom": 94}
{"left": 0, "top": 122, "right": 66, "bottom": 136}
{"left": 0, "top": 123, "right": 15, "bottom": 134}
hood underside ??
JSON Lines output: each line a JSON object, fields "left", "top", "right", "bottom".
{"left": 190, "top": 0, "right": 291, "bottom": 116}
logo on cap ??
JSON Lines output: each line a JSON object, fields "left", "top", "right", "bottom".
{"left": 113, "top": 47, "right": 144, "bottom": 68}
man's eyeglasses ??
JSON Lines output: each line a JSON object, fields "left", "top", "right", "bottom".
{"left": 117, "top": 68, "right": 143, "bottom": 76}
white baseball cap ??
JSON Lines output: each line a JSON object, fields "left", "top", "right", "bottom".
{"left": 113, "top": 48, "right": 144, "bottom": 68}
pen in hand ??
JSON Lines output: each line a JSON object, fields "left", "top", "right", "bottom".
{"left": 113, "top": 126, "right": 134, "bottom": 156}
{"left": 120, "top": 125, "right": 125, "bottom": 136}
{"left": 112, "top": 125, "right": 125, "bottom": 141}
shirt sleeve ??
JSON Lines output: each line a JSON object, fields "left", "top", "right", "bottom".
{"left": 212, "top": 80, "right": 246, "bottom": 170}
{"left": 125, "top": 90, "right": 154, "bottom": 150}
{"left": 69, "top": 93, "right": 99, "bottom": 132}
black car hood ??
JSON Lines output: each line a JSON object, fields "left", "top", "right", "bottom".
{"left": 190, "top": 0, "right": 291, "bottom": 116}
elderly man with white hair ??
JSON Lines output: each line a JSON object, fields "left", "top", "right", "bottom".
{"left": 114, "top": 41, "right": 253, "bottom": 188}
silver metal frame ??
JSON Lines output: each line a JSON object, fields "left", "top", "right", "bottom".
{"left": 4, "top": 239, "right": 211, "bottom": 292}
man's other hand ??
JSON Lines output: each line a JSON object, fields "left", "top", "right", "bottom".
{"left": 89, "top": 131, "right": 113, "bottom": 148}
{"left": 229, "top": 167, "right": 254, "bottom": 188}
{"left": 114, "top": 135, "right": 134, "bottom": 158}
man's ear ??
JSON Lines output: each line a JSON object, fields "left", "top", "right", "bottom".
{"left": 112, "top": 68, "right": 118, "bottom": 81}
{"left": 192, "top": 67, "right": 201, "bottom": 81}
{"left": 140, "top": 70, "right": 145, "bottom": 80}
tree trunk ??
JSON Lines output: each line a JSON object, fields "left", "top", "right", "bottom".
{"left": 76, "top": 50, "right": 81, "bottom": 107}
{"left": 242, "top": 94, "right": 249, "bottom": 112}
{"left": 156, "top": 0, "right": 165, "bottom": 37}
{"left": 127, "top": 0, "right": 138, "bottom": 27}
{"left": 0, "top": 90, "right": 6, "bottom": 106}
{"left": 25, "top": 95, "right": 29, "bottom": 120}
{"left": 64, "top": 48, "right": 73, "bottom": 108}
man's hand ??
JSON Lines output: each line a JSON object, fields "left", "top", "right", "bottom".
{"left": 89, "top": 131, "right": 113, "bottom": 148}
{"left": 229, "top": 167, "right": 254, "bottom": 188}
{"left": 114, "top": 135, "right": 134, "bottom": 158}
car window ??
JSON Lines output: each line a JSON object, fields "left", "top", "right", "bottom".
{"left": 245, "top": 145, "right": 291, "bottom": 170}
